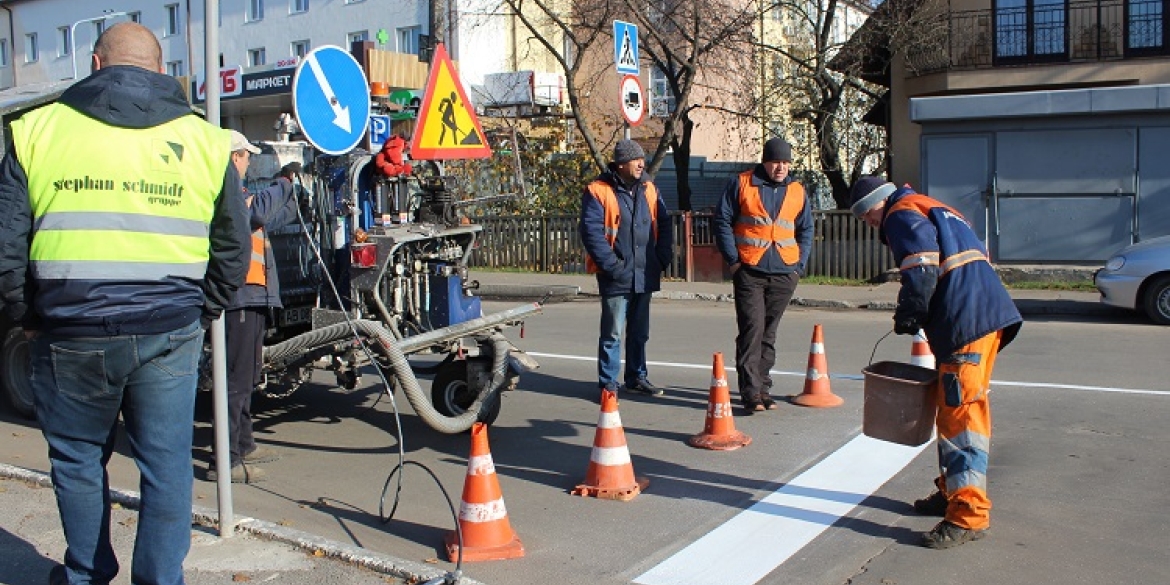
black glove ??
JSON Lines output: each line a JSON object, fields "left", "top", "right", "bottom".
{"left": 279, "top": 162, "right": 303, "bottom": 180}
{"left": 894, "top": 316, "right": 920, "bottom": 335}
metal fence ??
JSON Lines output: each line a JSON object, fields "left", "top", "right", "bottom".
{"left": 468, "top": 211, "right": 893, "bottom": 281}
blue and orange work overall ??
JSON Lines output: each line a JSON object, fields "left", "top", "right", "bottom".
{"left": 882, "top": 188, "right": 1022, "bottom": 531}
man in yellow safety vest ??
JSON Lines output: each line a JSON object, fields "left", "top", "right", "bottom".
{"left": 0, "top": 22, "right": 249, "bottom": 585}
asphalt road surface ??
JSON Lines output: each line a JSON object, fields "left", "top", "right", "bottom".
{"left": 1, "top": 299, "right": 1166, "bottom": 585}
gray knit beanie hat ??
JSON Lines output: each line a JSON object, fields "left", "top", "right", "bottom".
{"left": 849, "top": 176, "right": 897, "bottom": 219}
{"left": 613, "top": 139, "right": 646, "bottom": 164}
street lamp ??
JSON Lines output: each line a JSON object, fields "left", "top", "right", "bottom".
{"left": 70, "top": 10, "right": 131, "bottom": 80}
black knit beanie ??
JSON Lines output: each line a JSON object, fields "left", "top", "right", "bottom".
{"left": 761, "top": 138, "right": 793, "bottom": 163}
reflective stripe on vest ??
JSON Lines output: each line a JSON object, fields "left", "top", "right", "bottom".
{"left": 583, "top": 180, "right": 659, "bottom": 274}
{"left": 886, "top": 194, "right": 989, "bottom": 276}
{"left": 732, "top": 170, "right": 804, "bottom": 265}
{"left": 246, "top": 229, "right": 267, "bottom": 286}
{"left": 12, "top": 103, "right": 230, "bottom": 281}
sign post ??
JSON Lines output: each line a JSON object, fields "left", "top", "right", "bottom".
{"left": 292, "top": 45, "right": 371, "bottom": 155}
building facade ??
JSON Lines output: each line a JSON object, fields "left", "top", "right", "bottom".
{"left": 838, "top": 0, "right": 1170, "bottom": 262}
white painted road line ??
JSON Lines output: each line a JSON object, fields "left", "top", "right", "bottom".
{"left": 524, "top": 352, "right": 1170, "bottom": 396}
{"left": 633, "top": 434, "right": 929, "bottom": 585}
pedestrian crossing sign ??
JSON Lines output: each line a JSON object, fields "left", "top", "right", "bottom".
{"left": 614, "top": 20, "right": 639, "bottom": 75}
{"left": 409, "top": 42, "right": 492, "bottom": 160}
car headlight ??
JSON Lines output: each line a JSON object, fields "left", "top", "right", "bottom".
{"left": 1104, "top": 256, "right": 1125, "bottom": 271}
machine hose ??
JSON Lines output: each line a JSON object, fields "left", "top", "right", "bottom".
{"left": 262, "top": 319, "right": 510, "bottom": 434}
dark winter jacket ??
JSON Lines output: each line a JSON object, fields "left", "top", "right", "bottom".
{"left": 880, "top": 186, "right": 1022, "bottom": 358}
{"left": 0, "top": 65, "right": 250, "bottom": 335}
{"left": 714, "top": 164, "right": 814, "bottom": 275}
{"left": 226, "top": 178, "right": 298, "bottom": 311}
{"left": 578, "top": 167, "right": 672, "bottom": 296}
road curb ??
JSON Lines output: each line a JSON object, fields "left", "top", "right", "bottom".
{"left": 480, "top": 286, "right": 1113, "bottom": 318}
{"left": 0, "top": 463, "right": 483, "bottom": 585}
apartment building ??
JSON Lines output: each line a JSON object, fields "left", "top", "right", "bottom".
{"left": 0, "top": 0, "right": 486, "bottom": 137}
{"left": 837, "top": 0, "right": 1170, "bottom": 262}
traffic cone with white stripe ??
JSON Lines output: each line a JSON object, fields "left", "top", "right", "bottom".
{"left": 572, "top": 389, "right": 649, "bottom": 501}
{"left": 911, "top": 330, "right": 936, "bottom": 369}
{"left": 445, "top": 422, "right": 524, "bottom": 562}
{"left": 792, "top": 324, "right": 844, "bottom": 408}
{"left": 688, "top": 352, "right": 752, "bottom": 450}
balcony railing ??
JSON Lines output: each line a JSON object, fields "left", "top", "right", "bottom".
{"left": 906, "top": 0, "right": 1166, "bottom": 75}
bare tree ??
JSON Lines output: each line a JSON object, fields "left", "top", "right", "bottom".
{"left": 756, "top": 0, "right": 886, "bottom": 208}
{"left": 493, "top": 0, "right": 624, "bottom": 172}
{"left": 488, "top": 0, "right": 761, "bottom": 211}
{"left": 615, "top": 0, "right": 760, "bottom": 211}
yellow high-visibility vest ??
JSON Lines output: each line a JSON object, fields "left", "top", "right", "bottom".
{"left": 12, "top": 104, "right": 230, "bottom": 281}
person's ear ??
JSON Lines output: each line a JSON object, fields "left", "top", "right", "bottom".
{"left": 91, "top": 53, "right": 102, "bottom": 73}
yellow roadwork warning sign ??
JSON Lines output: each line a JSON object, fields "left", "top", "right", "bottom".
{"left": 409, "top": 43, "right": 491, "bottom": 160}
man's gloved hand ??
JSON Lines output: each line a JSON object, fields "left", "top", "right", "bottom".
{"left": 893, "top": 316, "right": 920, "bottom": 335}
{"left": 279, "top": 162, "right": 303, "bottom": 180}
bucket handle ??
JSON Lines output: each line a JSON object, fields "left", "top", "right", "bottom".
{"left": 869, "top": 328, "right": 896, "bottom": 366}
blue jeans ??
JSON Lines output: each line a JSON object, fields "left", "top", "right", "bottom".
{"left": 31, "top": 321, "right": 203, "bottom": 585}
{"left": 597, "top": 292, "right": 652, "bottom": 389}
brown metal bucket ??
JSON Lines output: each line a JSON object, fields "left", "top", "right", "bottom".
{"left": 862, "top": 361, "right": 938, "bottom": 447}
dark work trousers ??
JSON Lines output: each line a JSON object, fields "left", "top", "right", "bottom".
{"left": 225, "top": 307, "right": 267, "bottom": 468}
{"left": 733, "top": 268, "right": 799, "bottom": 404}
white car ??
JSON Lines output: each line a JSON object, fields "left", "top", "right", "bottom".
{"left": 1095, "top": 235, "right": 1170, "bottom": 325}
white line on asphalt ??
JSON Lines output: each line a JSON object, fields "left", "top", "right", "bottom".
{"left": 633, "top": 434, "right": 929, "bottom": 585}
{"left": 523, "top": 350, "right": 1164, "bottom": 585}
{"left": 524, "top": 352, "right": 1170, "bottom": 396}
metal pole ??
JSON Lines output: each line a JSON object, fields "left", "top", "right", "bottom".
{"left": 202, "top": 0, "right": 235, "bottom": 539}
{"left": 70, "top": 11, "right": 131, "bottom": 80}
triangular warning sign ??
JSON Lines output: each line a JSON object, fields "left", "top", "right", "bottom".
{"left": 410, "top": 43, "right": 492, "bottom": 160}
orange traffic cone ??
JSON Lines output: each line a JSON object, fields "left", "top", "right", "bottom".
{"left": 911, "top": 329, "right": 935, "bottom": 369}
{"left": 792, "top": 324, "right": 844, "bottom": 408}
{"left": 688, "top": 352, "right": 752, "bottom": 450}
{"left": 445, "top": 422, "right": 524, "bottom": 562}
{"left": 571, "top": 389, "right": 649, "bottom": 501}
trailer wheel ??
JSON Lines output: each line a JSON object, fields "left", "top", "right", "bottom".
{"left": 431, "top": 360, "right": 501, "bottom": 426}
{"left": 2, "top": 327, "right": 35, "bottom": 419}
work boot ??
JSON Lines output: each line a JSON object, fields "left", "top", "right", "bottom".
{"left": 48, "top": 564, "right": 67, "bottom": 585}
{"left": 208, "top": 464, "right": 267, "bottom": 484}
{"left": 922, "top": 520, "right": 987, "bottom": 549}
{"left": 912, "top": 490, "right": 948, "bottom": 516}
{"left": 626, "top": 379, "right": 664, "bottom": 397}
{"left": 244, "top": 446, "right": 280, "bottom": 464}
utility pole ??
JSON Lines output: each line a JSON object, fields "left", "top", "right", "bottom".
{"left": 428, "top": 0, "right": 449, "bottom": 60}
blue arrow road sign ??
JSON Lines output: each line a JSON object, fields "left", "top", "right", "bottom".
{"left": 293, "top": 46, "right": 371, "bottom": 155}
{"left": 614, "top": 20, "right": 639, "bottom": 75}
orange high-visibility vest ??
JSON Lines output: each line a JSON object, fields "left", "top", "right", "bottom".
{"left": 583, "top": 180, "right": 659, "bottom": 274}
{"left": 732, "top": 171, "right": 804, "bottom": 265}
{"left": 245, "top": 229, "right": 266, "bottom": 286}
{"left": 885, "top": 193, "right": 988, "bottom": 276}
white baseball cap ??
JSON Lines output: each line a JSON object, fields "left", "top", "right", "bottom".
{"left": 229, "top": 130, "right": 261, "bottom": 154}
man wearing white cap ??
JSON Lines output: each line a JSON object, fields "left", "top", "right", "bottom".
{"left": 209, "top": 131, "right": 300, "bottom": 483}
{"left": 848, "top": 176, "right": 1022, "bottom": 549}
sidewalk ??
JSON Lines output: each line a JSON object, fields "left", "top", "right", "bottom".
{"left": 469, "top": 269, "right": 1115, "bottom": 317}
{"left": 0, "top": 464, "right": 481, "bottom": 585}
{"left": 0, "top": 272, "right": 1113, "bottom": 585}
